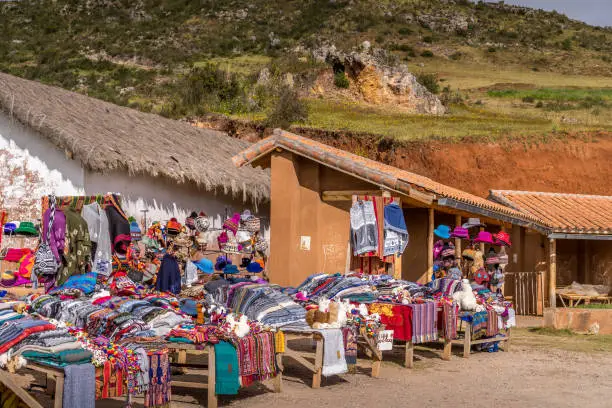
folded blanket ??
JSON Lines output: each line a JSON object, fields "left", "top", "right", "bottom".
{"left": 63, "top": 363, "right": 95, "bottom": 408}
{"left": 215, "top": 341, "right": 240, "bottom": 395}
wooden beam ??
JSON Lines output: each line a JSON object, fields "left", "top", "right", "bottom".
{"left": 549, "top": 238, "right": 557, "bottom": 308}
{"left": 0, "top": 370, "right": 45, "bottom": 408}
{"left": 479, "top": 226, "right": 485, "bottom": 253}
{"left": 322, "top": 190, "right": 382, "bottom": 201}
{"left": 427, "top": 208, "right": 434, "bottom": 283}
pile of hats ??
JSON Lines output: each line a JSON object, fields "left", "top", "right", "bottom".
{"left": 3, "top": 221, "right": 38, "bottom": 236}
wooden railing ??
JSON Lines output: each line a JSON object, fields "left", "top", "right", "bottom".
{"left": 504, "top": 271, "right": 544, "bottom": 316}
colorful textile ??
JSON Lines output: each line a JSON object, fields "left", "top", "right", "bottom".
{"left": 383, "top": 202, "right": 408, "bottom": 256}
{"left": 105, "top": 195, "right": 131, "bottom": 255}
{"left": 486, "top": 309, "right": 499, "bottom": 337}
{"left": 471, "top": 311, "right": 488, "bottom": 340}
{"left": 50, "top": 272, "right": 97, "bottom": 296}
{"left": 408, "top": 302, "right": 438, "bottom": 344}
{"left": 350, "top": 200, "right": 378, "bottom": 256}
{"left": 95, "top": 360, "right": 126, "bottom": 399}
{"left": 42, "top": 207, "right": 66, "bottom": 264}
{"left": 441, "top": 302, "right": 458, "bottom": 341}
{"left": 215, "top": 341, "right": 240, "bottom": 395}
{"left": 231, "top": 331, "right": 277, "bottom": 386}
{"left": 378, "top": 304, "right": 413, "bottom": 342}
{"left": 56, "top": 208, "right": 92, "bottom": 286}
{"left": 63, "top": 363, "right": 95, "bottom": 408}
{"left": 342, "top": 325, "right": 358, "bottom": 365}
{"left": 82, "top": 202, "right": 113, "bottom": 276}
{"left": 144, "top": 351, "right": 171, "bottom": 408}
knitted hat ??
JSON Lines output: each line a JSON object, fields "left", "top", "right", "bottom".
{"left": 450, "top": 226, "right": 469, "bottom": 239}
{"left": 166, "top": 218, "right": 182, "bottom": 236}
{"left": 194, "top": 212, "right": 210, "bottom": 233}
{"left": 222, "top": 213, "right": 241, "bottom": 235}
{"left": 185, "top": 211, "right": 198, "bottom": 231}
{"left": 130, "top": 221, "right": 142, "bottom": 241}
{"left": 493, "top": 231, "right": 512, "bottom": 247}
{"left": 473, "top": 268, "right": 490, "bottom": 285}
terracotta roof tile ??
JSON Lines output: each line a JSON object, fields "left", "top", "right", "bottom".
{"left": 489, "top": 190, "right": 612, "bottom": 234}
{"left": 233, "top": 129, "right": 546, "bottom": 227}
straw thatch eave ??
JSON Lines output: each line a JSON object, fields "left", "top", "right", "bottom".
{"left": 0, "top": 72, "right": 270, "bottom": 204}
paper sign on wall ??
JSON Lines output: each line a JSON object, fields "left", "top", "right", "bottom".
{"left": 377, "top": 330, "right": 394, "bottom": 351}
{"left": 300, "top": 236, "right": 311, "bottom": 251}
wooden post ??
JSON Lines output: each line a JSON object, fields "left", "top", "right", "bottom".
{"left": 427, "top": 208, "right": 434, "bottom": 283}
{"left": 505, "top": 328, "right": 511, "bottom": 352}
{"left": 479, "top": 226, "right": 485, "bottom": 253}
{"left": 584, "top": 240, "right": 591, "bottom": 284}
{"left": 549, "top": 238, "right": 557, "bottom": 308}
{"left": 442, "top": 339, "right": 452, "bottom": 361}
{"left": 454, "top": 215, "right": 462, "bottom": 263}
{"left": 208, "top": 345, "right": 218, "bottom": 408}
{"left": 312, "top": 337, "right": 323, "bottom": 388}
{"left": 54, "top": 375, "right": 64, "bottom": 408}
{"left": 404, "top": 341, "right": 414, "bottom": 368}
{"left": 463, "top": 323, "right": 471, "bottom": 358}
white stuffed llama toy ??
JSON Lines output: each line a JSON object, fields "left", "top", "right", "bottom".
{"left": 453, "top": 279, "right": 484, "bottom": 312}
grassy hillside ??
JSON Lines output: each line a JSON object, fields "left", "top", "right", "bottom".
{"left": 2, "top": 0, "right": 612, "bottom": 140}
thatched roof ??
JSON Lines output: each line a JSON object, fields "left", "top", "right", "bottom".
{"left": 0, "top": 72, "right": 270, "bottom": 203}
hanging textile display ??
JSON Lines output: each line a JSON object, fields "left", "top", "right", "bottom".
{"left": 382, "top": 201, "right": 408, "bottom": 257}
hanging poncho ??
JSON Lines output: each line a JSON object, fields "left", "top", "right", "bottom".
{"left": 383, "top": 202, "right": 409, "bottom": 256}
{"left": 156, "top": 254, "right": 181, "bottom": 294}
{"left": 104, "top": 195, "right": 131, "bottom": 255}
{"left": 350, "top": 200, "right": 378, "bottom": 256}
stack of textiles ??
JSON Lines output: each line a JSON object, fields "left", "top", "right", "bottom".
{"left": 293, "top": 273, "right": 378, "bottom": 302}
{"left": 427, "top": 278, "right": 463, "bottom": 297}
{"left": 375, "top": 279, "right": 429, "bottom": 302}
{"left": 0, "top": 317, "right": 92, "bottom": 368}
{"left": 230, "top": 331, "right": 278, "bottom": 387}
{"left": 226, "top": 283, "right": 306, "bottom": 327}
{"left": 167, "top": 324, "right": 220, "bottom": 344}
{"left": 408, "top": 302, "right": 438, "bottom": 344}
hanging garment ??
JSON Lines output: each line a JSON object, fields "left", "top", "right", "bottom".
{"left": 42, "top": 206, "right": 66, "bottom": 264}
{"left": 144, "top": 352, "right": 171, "bottom": 408}
{"left": 82, "top": 202, "right": 113, "bottom": 276}
{"left": 383, "top": 202, "right": 409, "bottom": 256}
{"left": 408, "top": 302, "right": 438, "bottom": 344}
{"left": 350, "top": 200, "right": 378, "bottom": 256}
{"left": 57, "top": 208, "right": 92, "bottom": 286}
{"left": 319, "top": 328, "right": 348, "bottom": 377}
{"left": 155, "top": 254, "right": 181, "bottom": 294}
{"left": 183, "top": 261, "right": 199, "bottom": 287}
{"left": 63, "top": 363, "right": 95, "bottom": 408}
{"left": 104, "top": 195, "right": 131, "bottom": 255}
{"left": 214, "top": 341, "right": 240, "bottom": 395}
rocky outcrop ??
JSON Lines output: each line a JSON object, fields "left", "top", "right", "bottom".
{"left": 313, "top": 43, "right": 446, "bottom": 115}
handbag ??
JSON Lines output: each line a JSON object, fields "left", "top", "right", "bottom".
{"left": 32, "top": 194, "right": 59, "bottom": 287}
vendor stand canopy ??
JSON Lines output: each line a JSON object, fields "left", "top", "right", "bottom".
{"left": 232, "top": 129, "right": 550, "bottom": 287}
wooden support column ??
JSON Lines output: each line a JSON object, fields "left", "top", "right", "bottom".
{"left": 549, "top": 238, "right": 557, "bottom": 308}
{"left": 427, "top": 208, "right": 434, "bottom": 283}
{"left": 584, "top": 240, "right": 591, "bottom": 284}
{"left": 454, "top": 215, "right": 462, "bottom": 257}
{"left": 479, "top": 226, "right": 485, "bottom": 253}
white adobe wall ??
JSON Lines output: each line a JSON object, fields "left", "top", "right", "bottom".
{"left": 0, "top": 112, "right": 85, "bottom": 198}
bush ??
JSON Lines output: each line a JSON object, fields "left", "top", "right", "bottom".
{"left": 265, "top": 86, "right": 308, "bottom": 128}
{"left": 487, "top": 46, "right": 496, "bottom": 53}
{"left": 334, "top": 71, "right": 350, "bottom": 89}
{"left": 420, "top": 50, "right": 434, "bottom": 58}
{"left": 416, "top": 72, "right": 440, "bottom": 94}
{"left": 423, "top": 35, "right": 434, "bottom": 43}
{"left": 398, "top": 27, "right": 412, "bottom": 36}
{"left": 535, "top": 101, "right": 544, "bottom": 108}
{"left": 561, "top": 38, "right": 572, "bottom": 50}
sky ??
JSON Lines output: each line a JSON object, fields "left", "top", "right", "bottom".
{"left": 479, "top": 0, "right": 612, "bottom": 27}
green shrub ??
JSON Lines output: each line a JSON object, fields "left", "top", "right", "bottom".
{"left": 561, "top": 38, "right": 572, "bottom": 50}
{"left": 423, "top": 35, "right": 434, "bottom": 43}
{"left": 334, "top": 71, "right": 350, "bottom": 89}
{"left": 265, "top": 86, "right": 308, "bottom": 128}
{"left": 420, "top": 50, "right": 434, "bottom": 57}
{"left": 535, "top": 101, "right": 544, "bottom": 108}
{"left": 398, "top": 27, "right": 412, "bottom": 36}
{"left": 416, "top": 72, "right": 440, "bottom": 94}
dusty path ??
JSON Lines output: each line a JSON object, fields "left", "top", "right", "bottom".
{"left": 11, "top": 329, "right": 612, "bottom": 408}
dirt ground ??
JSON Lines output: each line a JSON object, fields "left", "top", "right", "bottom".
{"left": 10, "top": 327, "right": 612, "bottom": 408}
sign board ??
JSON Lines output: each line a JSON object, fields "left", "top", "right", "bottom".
{"left": 300, "top": 236, "right": 311, "bottom": 251}
{"left": 376, "top": 330, "right": 394, "bottom": 351}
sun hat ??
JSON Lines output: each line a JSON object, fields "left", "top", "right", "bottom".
{"left": 450, "top": 226, "right": 470, "bottom": 239}
{"left": 215, "top": 255, "right": 231, "bottom": 271}
{"left": 473, "top": 268, "right": 490, "bottom": 285}
{"left": 254, "top": 259, "right": 265, "bottom": 269}
{"left": 240, "top": 257, "right": 251, "bottom": 268}
{"left": 493, "top": 231, "right": 512, "bottom": 247}
{"left": 223, "top": 213, "right": 241, "bottom": 235}
{"left": 130, "top": 221, "right": 142, "bottom": 241}
{"left": 3, "top": 222, "right": 17, "bottom": 235}
{"left": 15, "top": 221, "right": 38, "bottom": 236}
{"left": 486, "top": 248, "right": 500, "bottom": 265}
{"left": 246, "top": 261, "right": 264, "bottom": 273}
{"left": 223, "top": 264, "right": 240, "bottom": 275}
{"left": 193, "top": 258, "right": 214, "bottom": 274}
{"left": 194, "top": 212, "right": 210, "bottom": 233}
{"left": 462, "top": 218, "right": 486, "bottom": 229}
{"left": 433, "top": 225, "right": 451, "bottom": 239}
{"left": 185, "top": 211, "right": 198, "bottom": 231}
{"left": 473, "top": 231, "right": 494, "bottom": 245}
{"left": 166, "top": 218, "right": 182, "bottom": 236}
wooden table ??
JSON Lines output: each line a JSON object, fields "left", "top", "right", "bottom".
{"left": 279, "top": 329, "right": 382, "bottom": 388}
{"left": 168, "top": 342, "right": 282, "bottom": 408}
{"left": 0, "top": 369, "right": 45, "bottom": 408}
{"left": 22, "top": 362, "right": 65, "bottom": 408}
{"left": 449, "top": 322, "right": 511, "bottom": 358}
{"left": 558, "top": 293, "right": 612, "bottom": 308}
